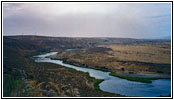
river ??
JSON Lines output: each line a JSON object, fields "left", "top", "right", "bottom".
{"left": 34, "top": 52, "right": 171, "bottom": 97}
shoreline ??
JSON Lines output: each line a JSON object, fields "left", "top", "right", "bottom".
{"left": 50, "top": 57, "right": 171, "bottom": 83}
{"left": 38, "top": 54, "right": 124, "bottom": 96}
{"left": 35, "top": 52, "right": 171, "bottom": 97}
{"left": 78, "top": 71, "right": 124, "bottom": 96}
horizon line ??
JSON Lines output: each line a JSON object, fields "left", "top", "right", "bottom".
{"left": 3, "top": 35, "right": 171, "bottom": 40}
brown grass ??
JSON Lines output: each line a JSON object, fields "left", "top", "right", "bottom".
{"left": 51, "top": 42, "right": 171, "bottom": 74}
{"left": 106, "top": 42, "right": 170, "bottom": 64}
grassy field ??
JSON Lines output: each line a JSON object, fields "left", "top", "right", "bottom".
{"left": 51, "top": 42, "right": 171, "bottom": 83}
{"left": 106, "top": 42, "right": 171, "bottom": 64}
{"left": 51, "top": 42, "right": 171, "bottom": 77}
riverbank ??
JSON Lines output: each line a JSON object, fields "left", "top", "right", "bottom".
{"left": 35, "top": 52, "right": 124, "bottom": 96}
{"left": 50, "top": 57, "right": 170, "bottom": 83}
{"left": 50, "top": 57, "right": 111, "bottom": 72}
{"left": 109, "top": 72, "right": 160, "bottom": 83}
{"left": 37, "top": 52, "right": 171, "bottom": 97}
{"left": 83, "top": 72, "right": 104, "bottom": 91}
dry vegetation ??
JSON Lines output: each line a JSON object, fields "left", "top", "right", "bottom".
{"left": 51, "top": 42, "right": 171, "bottom": 75}
{"left": 106, "top": 42, "right": 170, "bottom": 64}
{"left": 3, "top": 36, "right": 171, "bottom": 97}
{"left": 3, "top": 36, "right": 121, "bottom": 97}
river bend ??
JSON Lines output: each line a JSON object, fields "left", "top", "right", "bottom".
{"left": 34, "top": 52, "right": 171, "bottom": 97}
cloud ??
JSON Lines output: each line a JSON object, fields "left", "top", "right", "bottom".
{"left": 3, "top": 2, "right": 171, "bottom": 39}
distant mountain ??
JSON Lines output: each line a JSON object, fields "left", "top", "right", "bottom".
{"left": 161, "top": 35, "right": 171, "bottom": 40}
{"left": 4, "top": 35, "right": 171, "bottom": 52}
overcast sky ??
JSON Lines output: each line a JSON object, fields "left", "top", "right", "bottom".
{"left": 3, "top": 2, "right": 171, "bottom": 39}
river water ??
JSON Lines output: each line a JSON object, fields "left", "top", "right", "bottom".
{"left": 34, "top": 52, "right": 171, "bottom": 97}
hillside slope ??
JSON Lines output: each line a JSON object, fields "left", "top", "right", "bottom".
{"left": 3, "top": 36, "right": 122, "bottom": 97}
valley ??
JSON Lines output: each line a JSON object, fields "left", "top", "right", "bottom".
{"left": 3, "top": 36, "right": 171, "bottom": 97}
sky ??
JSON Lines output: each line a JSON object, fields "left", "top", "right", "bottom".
{"left": 3, "top": 2, "right": 171, "bottom": 39}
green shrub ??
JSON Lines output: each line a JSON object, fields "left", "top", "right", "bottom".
{"left": 94, "top": 79, "right": 104, "bottom": 91}
{"left": 3, "top": 74, "right": 26, "bottom": 97}
{"left": 109, "top": 72, "right": 159, "bottom": 83}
